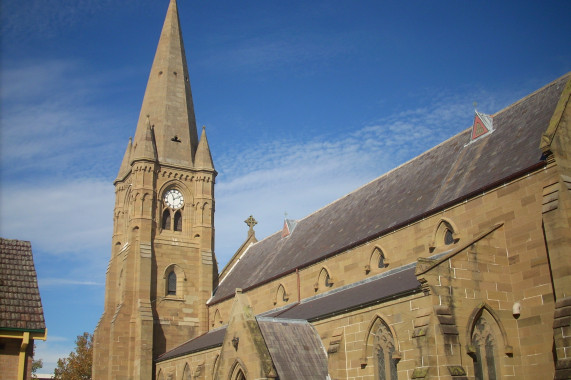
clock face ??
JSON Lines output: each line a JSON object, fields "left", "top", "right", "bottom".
{"left": 164, "top": 189, "right": 184, "bottom": 209}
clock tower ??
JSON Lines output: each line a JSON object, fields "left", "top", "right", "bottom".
{"left": 92, "top": 1, "right": 217, "bottom": 379}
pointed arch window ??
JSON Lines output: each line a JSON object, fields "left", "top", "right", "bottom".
{"left": 430, "top": 219, "right": 459, "bottom": 251}
{"left": 471, "top": 312, "right": 500, "bottom": 380}
{"left": 274, "top": 284, "right": 289, "bottom": 305}
{"left": 182, "top": 364, "right": 192, "bottom": 380}
{"left": 444, "top": 228, "right": 454, "bottom": 245}
{"left": 174, "top": 210, "right": 182, "bottom": 231}
{"left": 212, "top": 309, "right": 223, "bottom": 327}
{"left": 230, "top": 362, "right": 247, "bottom": 380}
{"left": 324, "top": 272, "right": 333, "bottom": 287}
{"left": 366, "top": 246, "right": 390, "bottom": 274}
{"left": 374, "top": 320, "right": 398, "bottom": 380}
{"left": 235, "top": 370, "right": 246, "bottom": 380}
{"left": 378, "top": 252, "right": 386, "bottom": 268}
{"left": 315, "top": 268, "right": 334, "bottom": 291}
{"left": 167, "top": 271, "right": 177, "bottom": 295}
{"left": 162, "top": 209, "right": 171, "bottom": 230}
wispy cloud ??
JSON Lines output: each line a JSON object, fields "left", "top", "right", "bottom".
{"left": 198, "top": 29, "right": 357, "bottom": 74}
{"left": 40, "top": 278, "right": 103, "bottom": 287}
{"left": 0, "top": 59, "right": 129, "bottom": 181}
{"left": 212, "top": 87, "right": 519, "bottom": 261}
{"left": 0, "top": 179, "right": 114, "bottom": 256}
{"left": 1, "top": 0, "right": 116, "bottom": 39}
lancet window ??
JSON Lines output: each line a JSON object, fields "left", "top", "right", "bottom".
{"left": 162, "top": 209, "right": 171, "bottom": 230}
{"left": 167, "top": 271, "right": 177, "bottom": 296}
{"left": 374, "top": 321, "right": 398, "bottom": 380}
{"left": 471, "top": 313, "right": 499, "bottom": 380}
{"left": 182, "top": 364, "right": 192, "bottom": 380}
{"left": 174, "top": 210, "right": 182, "bottom": 231}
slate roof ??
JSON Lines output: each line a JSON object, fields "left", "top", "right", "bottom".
{"left": 210, "top": 74, "right": 569, "bottom": 305}
{"left": 0, "top": 238, "right": 46, "bottom": 331}
{"left": 257, "top": 318, "right": 329, "bottom": 379}
{"left": 271, "top": 265, "right": 420, "bottom": 321}
{"left": 157, "top": 326, "right": 226, "bottom": 361}
{"left": 158, "top": 263, "right": 421, "bottom": 361}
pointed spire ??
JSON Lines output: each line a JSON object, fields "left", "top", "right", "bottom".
{"left": 132, "top": 0, "right": 199, "bottom": 167}
{"left": 131, "top": 115, "right": 158, "bottom": 163}
{"left": 194, "top": 126, "right": 215, "bottom": 170}
{"left": 115, "top": 137, "right": 132, "bottom": 182}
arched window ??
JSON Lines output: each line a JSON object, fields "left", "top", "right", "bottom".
{"left": 374, "top": 321, "right": 398, "bottom": 380}
{"left": 378, "top": 252, "right": 386, "bottom": 268}
{"left": 444, "top": 228, "right": 454, "bottom": 245}
{"left": 324, "top": 272, "right": 333, "bottom": 287}
{"left": 471, "top": 311, "right": 500, "bottom": 380}
{"left": 235, "top": 369, "right": 246, "bottom": 380}
{"left": 230, "top": 362, "right": 247, "bottom": 380}
{"left": 212, "top": 309, "right": 223, "bottom": 327}
{"left": 162, "top": 209, "right": 171, "bottom": 230}
{"left": 315, "top": 268, "right": 334, "bottom": 291}
{"left": 174, "top": 210, "right": 182, "bottom": 231}
{"left": 274, "top": 284, "right": 289, "bottom": 305}
{"left": 182, "top": 364, "right": 192, "bottom": 380}
{"left": 430, "top": 219, "right": 459, "bottom": 251}
{"left": 366, "top": 246, "right": 390, "bottom": 274}
{"left": 167, "top": 271, "right": 177, "bottom": 296}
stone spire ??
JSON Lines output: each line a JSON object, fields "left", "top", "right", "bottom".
{"left": 131, "top": 115, "right": 158, "bottom": 163}
{"left": 194, "top": 126, "right": 215, "bottom": 170}
{"left": 131, "top": 0, "right": 199, "bottom": 168}
{"left": 115, "top": 137, "right": 132, "bottom": 182}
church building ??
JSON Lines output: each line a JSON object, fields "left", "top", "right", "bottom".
{"left": 92, "top": 1, "right": 571, "bottom": 379}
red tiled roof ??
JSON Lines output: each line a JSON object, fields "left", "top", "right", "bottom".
{"left": 0, "top": 238, "right": 46, "bottom": 331}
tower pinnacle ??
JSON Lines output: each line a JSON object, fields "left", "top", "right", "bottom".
{"left": 131, "top": 0, "right": 199, "bottom": 168}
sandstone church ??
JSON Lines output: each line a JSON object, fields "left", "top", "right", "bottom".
{"left": 91, "top": 1, "right": 571, "bottom": 379}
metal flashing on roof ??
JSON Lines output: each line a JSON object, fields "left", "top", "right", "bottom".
{"left": 282, "top": 218, "right": 298, "bottom": 238}
{"left": 466, "top": 109, "right": 495, "bottom": 145}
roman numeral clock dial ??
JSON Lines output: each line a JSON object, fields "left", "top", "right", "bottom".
{"left": 164, "top": 189, "right": 184, "bottom": 209}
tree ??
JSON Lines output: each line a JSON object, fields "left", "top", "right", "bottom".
{"left": 31, "top": 344, "right": 43, "bottom": 379}
{"left": 54, "top": 332, "right": 93, "bottom": 380}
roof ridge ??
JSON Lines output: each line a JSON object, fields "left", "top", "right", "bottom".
{"left": 246, "top": 73, "right": 571, "bottom": 248}
{"left": 491, "top": 72, "right": 571, "bottom": 117}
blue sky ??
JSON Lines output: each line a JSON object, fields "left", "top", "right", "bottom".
{"left": 1, "top": 0, "right": 569, "bottom": 374}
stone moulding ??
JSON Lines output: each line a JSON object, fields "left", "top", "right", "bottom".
{"left": 415, "top": 222, "right": 504, "bottom": 279}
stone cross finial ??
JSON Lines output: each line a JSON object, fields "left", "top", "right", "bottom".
{"left": 244, "top": 215, "right": 257, "bottom": 236}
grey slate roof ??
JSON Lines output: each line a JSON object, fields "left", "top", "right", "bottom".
{"left": 158, "top": 263, "right": 421, "bottom": 361}
{"left": 272, "top": 265, "right": 420, "bottom": 321}
{"left": 210, "top": 74, "right": 569, "bottom": 305}
{"left": 157, "top": 327, "right": 227, "bottom": 360}
{"left": 0, "top": 238, "right": 46, "bottom": 331}
{"left": 257, "top": 318, "right": 329, "bottom": 380}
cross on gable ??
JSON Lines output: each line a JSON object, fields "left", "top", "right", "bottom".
{"left": 244, "top": 215, "right": 257, "bottom": 230}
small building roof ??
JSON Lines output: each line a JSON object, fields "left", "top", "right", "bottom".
{"left": 0, "top": 238, "right": 46, "bottom": 332}
{"left": 157, "top": 327, "right": 227, "bottom": 361}
{"left": 158, "top": 262, "right": 421, "bottom": 361}
{"left": 257, "top": 317, "right": 329, "bottom": 379}
{"left": 210, "top": 74, "right": 569, "bottom": 305}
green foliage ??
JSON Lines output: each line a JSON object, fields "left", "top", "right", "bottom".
{"left": 31, "top": 344, "right": 43, "bottom": 379}
{"left": 54, "top": 332, "right": 93, "bottom": 380}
